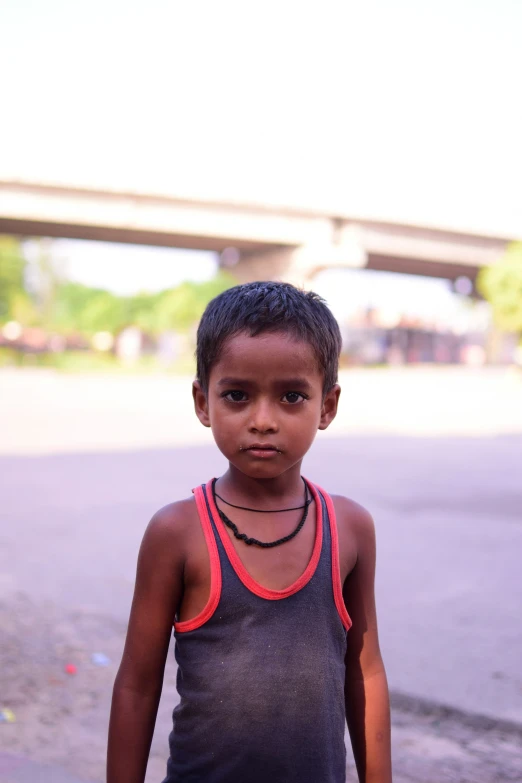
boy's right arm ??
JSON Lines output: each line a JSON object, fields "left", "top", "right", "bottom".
{"left": 107, "top": 502, "right": 187, "bottom": 783}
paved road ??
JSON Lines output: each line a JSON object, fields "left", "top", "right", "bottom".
{"left": 2, "top": 435, "right": 521, "bottom": 722}
{"left": 1, "top": 368, "right": 521, "bottom": 781}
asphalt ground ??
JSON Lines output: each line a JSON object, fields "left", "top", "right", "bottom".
{"left": 1, "top": 367, "right": 521, "bottom": 782}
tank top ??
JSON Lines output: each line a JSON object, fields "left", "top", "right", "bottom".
{"left": 163, "top": 478, "right": 352, "bottom": 783}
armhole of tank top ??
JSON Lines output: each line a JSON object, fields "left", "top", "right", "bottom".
{"left": 174, "top": 484, "right": 222, "bottom": 633}
{"left": 314, "top": 484, "right": 352, "bottom": 632}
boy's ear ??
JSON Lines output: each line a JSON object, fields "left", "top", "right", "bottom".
{"left": 193, "top": 380, "right": 211, "bottom": 428}
{"left": 318, "top": 384, "right": 340, "bottom": 431}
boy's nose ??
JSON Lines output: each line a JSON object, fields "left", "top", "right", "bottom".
{"left": 248, "top": 402, "right": 279, "bottom": 434}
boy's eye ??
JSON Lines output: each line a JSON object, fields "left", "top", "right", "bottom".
{"left": 282, "top": 392, "right": 305, "bottom": 404}
{"left": 223, "top": 390, "right": 248, "bottom": 402}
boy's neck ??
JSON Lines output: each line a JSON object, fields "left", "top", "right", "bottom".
{"left": 217, "top": 463, "right": 306, "bottom": 507}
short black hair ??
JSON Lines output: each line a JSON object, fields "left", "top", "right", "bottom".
{"left": 196, "top": 281, "right": 342, "bottom": 394}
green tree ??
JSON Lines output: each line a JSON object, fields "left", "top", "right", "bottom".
{"left": 51, "top": 282, "right": 126, "bottom": 335}
{"left": 124, "top": 290, "right": 163, "bottom": 334}
{"left": 478, "top": 242, "right": 522, "bottom": 337}
{"left": 0, "top": 236, "right": 27, "bottom": 323}
{"left": 48, "top": 270, "right": 235, "bottom": 338}
{"left": 151, "top": 271, "right": 236, "bottom": 333}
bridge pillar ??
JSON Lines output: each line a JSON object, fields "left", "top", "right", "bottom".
{"left": 231, "top": 247, "right": 304, "bottom": 287}
{"left": 225, "top": 225, "right": 368, "bottom": 288}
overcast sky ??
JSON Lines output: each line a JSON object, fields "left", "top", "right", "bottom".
{"left": 2, "top": 0, "right": 521, "bottom": 238}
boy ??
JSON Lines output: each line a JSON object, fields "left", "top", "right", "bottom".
{"left": 107, "top": 281, "right": 392, "bottom": 783}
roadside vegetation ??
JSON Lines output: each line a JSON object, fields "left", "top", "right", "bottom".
{"left": 0, "top": 236, "right": 235, "bottom": 371}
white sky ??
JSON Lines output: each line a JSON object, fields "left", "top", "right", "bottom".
{"left": 50, "top": 240, "right": 219, "bottom": 295}
{"left": 2, "top": 1, "right": 521, "bottom": 308}
{"left": 313, "top": 268, "right": 454, "bottom": 321}
{"left": 1, "top": 0, "right": 521, "bottom": 236}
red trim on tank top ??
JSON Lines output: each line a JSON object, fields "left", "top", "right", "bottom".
{"left": 206, "top": 477, "right": 323, "bottom": 601}
{"left": 313, "top": 484, "right": 352, "bottom": 631}
{"left": 174, "top": 485, "right": 222, "bottom": 633}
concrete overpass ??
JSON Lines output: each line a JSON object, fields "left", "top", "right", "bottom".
{"left": 0, "top": 180, "right": 512, "bottom": 288}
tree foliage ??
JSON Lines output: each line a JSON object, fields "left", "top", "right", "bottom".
{"left": 48, "top": 269, "right": 235, "bottom": 336}
{"left": 478, "top": 242, "right": 522, "bottom": 335}
{"left": 52, "top": 282, "right": 127, "bottom": 335}
{"left": 0, "top": 234, "right": 236, "bottom": 338}
{"left": 0, "top": 236, "right": 27, "bottom": 322}
{"left": 151, "top": 273, "right": 236, "bottom": 333}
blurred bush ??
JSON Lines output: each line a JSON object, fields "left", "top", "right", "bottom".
{"left": 478, "top": 242, "right": 522, "bottom": 340}
{"left": 0, "top": 236, "right": 39, "bottom": 326}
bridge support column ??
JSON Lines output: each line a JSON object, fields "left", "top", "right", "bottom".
{"left": 228, "top": 225, "right": 368, "bottom": 288}
{"left": 231, "top": 247, "right": 308, "bottom": 288}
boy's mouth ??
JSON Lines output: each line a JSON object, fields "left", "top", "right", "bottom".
{"left": 242, "top": 443, "right": 282, "bottom": 459}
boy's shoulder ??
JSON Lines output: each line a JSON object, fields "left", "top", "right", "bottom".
{"left": 327, "top": 493, "right": 376, "bottom": 576}
{"left": 142, "top": 495, "right": 199, "bottom": 559}
{"left": 149, "top": 494, "right": 198, "bottom": 527}
{"left": 329, "top": 493, "right": 375, "bottom": 536}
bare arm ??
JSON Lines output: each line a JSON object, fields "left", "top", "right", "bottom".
{"left": 107, "top": 503, "right": 186, "bottom": 783}
{"left": 342, "top": 502, "right": 392, "bottom": 783}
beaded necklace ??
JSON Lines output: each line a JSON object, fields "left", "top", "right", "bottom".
{"left": 212, "top": 478, "right": 311, "bottom": 549}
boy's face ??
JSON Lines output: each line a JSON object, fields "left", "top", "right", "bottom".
{"left": 193, "top": 331, "right": 340, "bottom": 480}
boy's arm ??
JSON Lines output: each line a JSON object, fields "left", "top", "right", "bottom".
{"left": 341, "top": 501, "right": 392, "bottom": 783}
{"left": 107, "top": 502, "right": 186, "bottom": 783}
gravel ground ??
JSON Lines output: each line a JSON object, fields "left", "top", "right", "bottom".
{"left": 1, "top": 595, "right": 521, "bottom": 783}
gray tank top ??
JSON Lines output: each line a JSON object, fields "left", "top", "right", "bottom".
{"left": 163, "top": 478, "right": 351, "bottom": 783}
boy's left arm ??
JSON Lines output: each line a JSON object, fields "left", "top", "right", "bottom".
{"left": 339, "top": 499, "right": 392, "bottom": 783}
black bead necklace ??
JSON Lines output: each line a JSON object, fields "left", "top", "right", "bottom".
{"left": 212, "top": 478, "right": 311, "bottom": 549}
{"left": 214, "top": 481, "right": 311, "bottom": 513}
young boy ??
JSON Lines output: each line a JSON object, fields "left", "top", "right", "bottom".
{"left": 107, "top": 281, "right": 392, "bottom": 783}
